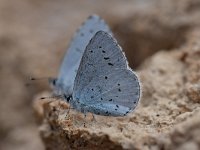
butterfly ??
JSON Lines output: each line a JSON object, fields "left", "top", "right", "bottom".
{"left": 50, "top": 15, "right": 140, "bottom": 116}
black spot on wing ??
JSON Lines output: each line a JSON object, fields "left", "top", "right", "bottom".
{"left": 104, "top": 57, "right": 110, "bottom": 60}
{"left": 108, "top": 63, "right": 113, "bottom": 66}
{"left": 125, "top": 108, "right": 131, "bottom": 115}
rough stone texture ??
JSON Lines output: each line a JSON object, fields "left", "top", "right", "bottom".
{"left": 1, "top": 0, "right": 200, "bottom": 150}
{"left": 33, "top": 37, "right": 200, "bottom": 149}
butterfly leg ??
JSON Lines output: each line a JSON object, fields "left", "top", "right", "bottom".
{"left": 83, "top": 113, "right": 87, "bottom": 128}
{"left": 67, "top": 105, "right": 71, "bottom": 114}
{"left": 65, "top": 105, "right": 75, "bottom": 121}
{"left": 91, "top": 113, "right": 97, "bottom": 122}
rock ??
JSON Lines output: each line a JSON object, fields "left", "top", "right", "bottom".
{"left": 33, "top": 31, "right": 200, "bottom": 149}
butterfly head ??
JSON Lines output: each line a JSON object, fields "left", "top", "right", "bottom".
{"left": 48, "top": 77, "right": 63, "bottom": 95}
{"left": 48, "top": 77, "right": 58, "bottom": 89}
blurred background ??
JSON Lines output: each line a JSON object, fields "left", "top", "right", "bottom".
{"left": 0, "top": 0, "right": 196, "bottom": 149}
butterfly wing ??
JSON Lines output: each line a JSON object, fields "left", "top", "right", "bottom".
{"left": 72, "top": 31, "right": 140, "bottom": 116}
{"left": 55, "top": 15, "right": 111, "bottom": 95}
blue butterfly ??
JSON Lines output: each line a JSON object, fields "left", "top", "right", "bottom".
{"left": 50, "top": 15, "right": 140, "bottom": 116}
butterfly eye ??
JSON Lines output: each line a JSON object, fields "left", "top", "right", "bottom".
{"left": 52, "top": 79, "right": 56, "bottom": 86}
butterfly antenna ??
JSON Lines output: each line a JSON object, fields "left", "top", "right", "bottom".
{"left": 40, "top": 95, "right": 63, "bottom": 100}
{"left": 25, "top": 76, "right": 53, "bottom": 87}
{"left": 67, "top": 106, "right": 75, "bottom": 114}
{"left": 29, "top": 77, "right": 50, "bottom": 81}
{"left": 40, "top": 95, "right": 64, "bottom": 110}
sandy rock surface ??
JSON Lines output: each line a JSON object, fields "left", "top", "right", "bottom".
{"left": 1, "top": 0, "right": 200, "bottom": 150}
{"left": 33, "top": 34, "right": 200, "bottom": 149}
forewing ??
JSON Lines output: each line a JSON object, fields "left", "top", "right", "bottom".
{"left": 56, "top": 15, "right": 111, "bottom": 95}
{"left": 73, "top": 31, "right": 140, "bottom": 116}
